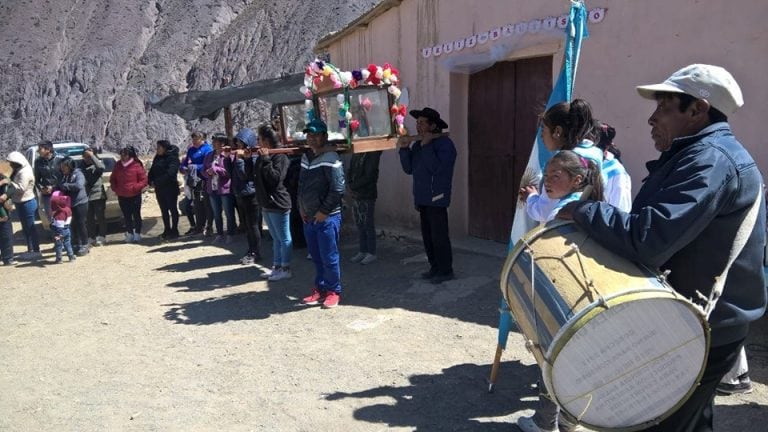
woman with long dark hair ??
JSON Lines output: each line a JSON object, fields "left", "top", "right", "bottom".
{"left": 110, "top": 146, "right": 148, "bottom": 242}
{"left": 203, "top": 133, "right": 236, "bottom": 243}
{"left": 255, "top": 124, "right": 293, "bottom": 280}
{"left": 148, "top": 140, "right": 181, "bottom": 240}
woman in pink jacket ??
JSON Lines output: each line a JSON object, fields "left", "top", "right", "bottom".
{"left": 110, "top": 146, "right": 148, "bottom": 242}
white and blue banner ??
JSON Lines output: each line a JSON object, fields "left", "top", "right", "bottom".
{"left": 497, "top": 1, "right": 590, "bottom": 350}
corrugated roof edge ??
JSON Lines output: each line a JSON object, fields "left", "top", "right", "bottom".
{"left": 314, "top": 0, "right": 403, "bottom": 53}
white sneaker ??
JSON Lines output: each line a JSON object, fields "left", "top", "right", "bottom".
{"left": 517, "top": 416, "right": 556, "bottom": 432}
{"left": 306, "top": 253, "right": 312, "bottom": 260}
{"left": 350, "top": 252, "right": 366, "bottom": 263}
{"left": 95, "top": 236, "right": 106, "bottom": 246}
{"left": 133, "top": 233, "right": 142, "bottom": 242}
{"left": 360, "top": 253, "right": 377, "bottom": 265}
{"left": 124, "top": 232, "right": 134, "bottom": 243}
{"left": 269, "top": 268, "right": 292, "bottom": 281}
{"left": 558, "top": 417, "right": 588, "bottom": 432}
{"left": 261, "top": 267, "right": 276, "bottom": 279}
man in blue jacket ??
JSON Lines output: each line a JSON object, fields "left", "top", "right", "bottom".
{"left": 180, "top": 131, "right": 214, "bottom": 235}
{"left": 559, "top": 64, "right": 766, "bottom": 431}
{"left": 299, "top": 119, "right": 345, "bottom": 309}
{"left": 398, "top": 107, "right": 457, "bottom": 284}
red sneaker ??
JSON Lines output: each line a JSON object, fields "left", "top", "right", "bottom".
{"left": 322, "top": 292, "right": 340, "bottom": 309}
{"left": 302, "top": 287, "right": 326, "bottom": 305}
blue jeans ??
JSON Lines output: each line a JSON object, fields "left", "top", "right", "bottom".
{"left": 303, "top": 213, "right": 341, "bottom": 293}
{"left": 16, "top": 199, "right": 40, "bottom": 252}
{"left": 353, "top": 199, "right": 376, "bottom": 254}
{"left": 263, "top": 210, "right": 292, "bottom": 267}
{"left": 0, "top": 218, "right": 13, "bottom": 264}
{"left": 52, "top": 225, "right": 74, "bottom": 260}
{"left": 209, "top": 193, "right": 236, "bottom": 235}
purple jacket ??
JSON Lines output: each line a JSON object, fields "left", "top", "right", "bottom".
{"left": 201, "top": 152, "right": 232, "bottom": 195}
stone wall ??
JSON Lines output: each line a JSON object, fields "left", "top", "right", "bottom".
{"left": 0, "top": 0, "right": 378, "bottom": 155}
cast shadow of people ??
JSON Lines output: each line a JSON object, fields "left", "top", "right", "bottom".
{"left": 324, "top": 361, "right": 539, "bottom": 431}
{"left": 163, "top": 289, "right": 307, "bottom": 325}
{"left": 156, "top": 254, "right": 237, "bottom": 275}
{"left": 165, "top": 266, "right": 255, "bottom": 292}
{"left": 713, "top": 402, "right": 768, "bottom": 430}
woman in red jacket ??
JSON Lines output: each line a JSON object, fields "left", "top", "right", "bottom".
{"left": 110, "top": 146, "right": 148, "bottom": 242}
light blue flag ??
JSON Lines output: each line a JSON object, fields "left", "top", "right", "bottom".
{"left": 497, "top": 1, "right": 589, "bottom": 349}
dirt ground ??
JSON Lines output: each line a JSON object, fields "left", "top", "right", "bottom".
{"left": 1, "top": 196, "right": 766, "bottom": 431}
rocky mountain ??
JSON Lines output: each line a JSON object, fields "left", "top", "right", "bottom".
{"left": 0, "top": 0, "right": 379, "bottom": 155}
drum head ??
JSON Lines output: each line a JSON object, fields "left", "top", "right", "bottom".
{"left": 543, "top": 292, "right": 709, "bottom": 431}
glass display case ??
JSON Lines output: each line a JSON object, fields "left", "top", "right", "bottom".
{"left": 278, "top": 85, "right": 400, "bottom": 153}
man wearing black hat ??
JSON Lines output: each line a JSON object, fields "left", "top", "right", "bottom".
{"left": 398, "top": 107, "right": 457, "bottom": 284}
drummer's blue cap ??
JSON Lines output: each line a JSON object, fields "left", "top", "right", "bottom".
{"left": 303, "top": 119, "right": 328, "bottom": 134}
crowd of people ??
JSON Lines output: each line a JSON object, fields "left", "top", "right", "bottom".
{"left": 0, "top": 63, "right": 764, "bottom": 431}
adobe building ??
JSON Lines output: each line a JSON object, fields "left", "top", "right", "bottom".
{"left": 316, "top": 0, "right": 768, "bottom": 242}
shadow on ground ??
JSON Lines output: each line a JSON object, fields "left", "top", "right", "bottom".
{"left": 325, "top": 361, "right": 538, "bottom": 431}
{"left": 157, "top": 235, "right": 505, "bottom": 329}
{"left": 163, "top": 289, "right": 307, "bottom": 325}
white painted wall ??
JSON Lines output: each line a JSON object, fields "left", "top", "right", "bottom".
{"left": 323, "top": 0, "right": 768, "bottom": 240}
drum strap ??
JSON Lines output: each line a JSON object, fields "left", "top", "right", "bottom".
{"left": 701, "top": 186, "right": 763, "bottom": 320}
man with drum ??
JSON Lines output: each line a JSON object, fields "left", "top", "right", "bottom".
{"left": 559, "top": 64, "right": 766, "bottom": 431}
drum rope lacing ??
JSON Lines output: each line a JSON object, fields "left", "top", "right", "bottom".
{"left": 520, "top": 239, "right": 610, "bottom": 358}
{"left": 560, "top": 243, "right": 608, "bottom": 309}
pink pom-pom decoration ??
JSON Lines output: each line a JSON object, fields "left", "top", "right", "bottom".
{"left": 361, "top": 98, "right": 373, "bottom": 111}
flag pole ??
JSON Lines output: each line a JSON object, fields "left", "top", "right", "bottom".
{"left": 487, "top": 0, "right": 589, "bottom": 392}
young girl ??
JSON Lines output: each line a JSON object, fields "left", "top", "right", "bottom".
{"left": 521, "top": 99, "right": 605, "bottom": 222}
{"left": 517, "top": 100, "right": 612, "bottom": 432}
{"left": 595, "top": 121, "right": 632, "bottom": 212}
{"left": 50, "top": 193, "right": 76, "bottom": 263}
{"left": 521, "top": 150, "right": 603, "bottom": 223}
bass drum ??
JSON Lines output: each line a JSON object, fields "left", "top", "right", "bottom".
{"left": 500, "top": 221, "right": 709, "bottom": 431}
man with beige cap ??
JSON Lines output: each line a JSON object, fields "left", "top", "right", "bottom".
{"left": 558, "top": 64, "right": 766, "bottom": 431}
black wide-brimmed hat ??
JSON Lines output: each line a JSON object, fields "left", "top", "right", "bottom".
{"left": 409, "top": 107, "right": 448, "bottom": 129}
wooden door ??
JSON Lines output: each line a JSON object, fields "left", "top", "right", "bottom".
{"left": 468, "top": 56, "right": 552, "bottom": 242}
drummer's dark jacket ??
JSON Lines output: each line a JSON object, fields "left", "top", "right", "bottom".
{"left": 570, "top": 122, "right": 766, "bottom": 347}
